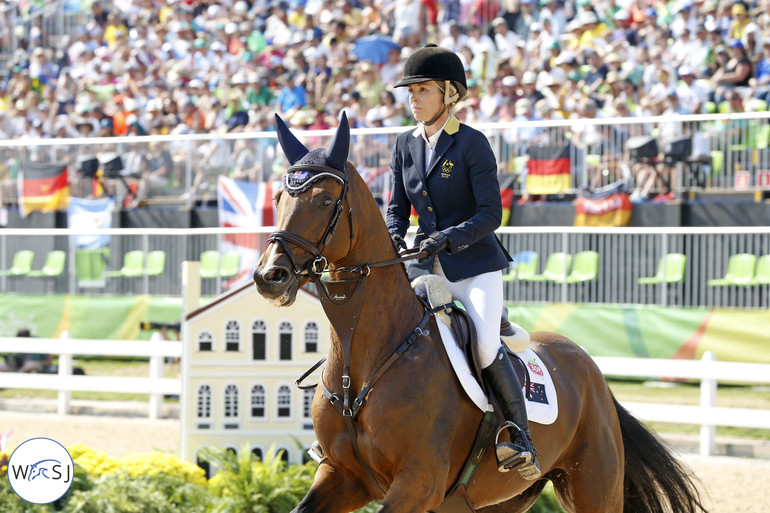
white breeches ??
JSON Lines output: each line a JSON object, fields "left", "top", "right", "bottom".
{"left": 432, "top": 258, "right": 503, "bottom": 368}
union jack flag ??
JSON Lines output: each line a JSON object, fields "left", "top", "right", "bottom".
{"left": 217, "top": 176, "right": 282, "bottom": 288}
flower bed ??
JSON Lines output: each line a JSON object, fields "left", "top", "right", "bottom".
{"left": 1, "top": 435, "right": 564, "bottom": 513}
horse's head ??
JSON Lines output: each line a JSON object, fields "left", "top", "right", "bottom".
{"left": 253, "top": 113, "right": 353, "bottom": 307}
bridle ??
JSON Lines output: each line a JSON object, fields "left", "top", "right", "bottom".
{"left": 267, "top": 164, "right": 351, "bottom": 281}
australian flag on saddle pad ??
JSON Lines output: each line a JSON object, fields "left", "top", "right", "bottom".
{"left": 574, "top": 180, "right": 632, "bottom": 227}
{"left": 217, "top": 176, "right": 282, "bottom": 287}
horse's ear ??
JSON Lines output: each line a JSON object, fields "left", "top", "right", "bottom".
{"left": 326, "top": 112, "right": 350, "bottom": 172}
{"left": 275, "top": 113, "right": 309, "bottom": 165}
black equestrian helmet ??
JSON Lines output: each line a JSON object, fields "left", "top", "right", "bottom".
{"left": 395, "top": 44, "right": 467, "bottom": 100}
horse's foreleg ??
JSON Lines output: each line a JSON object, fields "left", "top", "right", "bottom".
{"left": 376, "top": 469, "right": 445, "bottom": 513}
{"left": 293, "top": 461, "right": 373, "bottom": 513}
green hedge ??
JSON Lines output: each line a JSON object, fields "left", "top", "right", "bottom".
{"left": 1, "top": 444, "right": 565, "bottom": 512}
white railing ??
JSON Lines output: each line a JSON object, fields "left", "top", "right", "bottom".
{"left": 1, "top": 112, "right": 769, "bottom": 207}
{"left": 593, "top": 351, "right": 770, "bottom": 456}
{"left": 1, "top": 331, "right": 767, "bottom": 456}
{"left": 0, "top": 333, "right": 182, "bottom": 420}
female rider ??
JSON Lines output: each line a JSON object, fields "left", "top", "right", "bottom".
{"left": 385, "top": 44, "right": 540, "bottom": 480}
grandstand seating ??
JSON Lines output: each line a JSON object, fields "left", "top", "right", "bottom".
{"left": 107, "top": 250, "right": 145, "bottom": 278}
{"left": 503, "top": 250, "right": 538, "bottom": 282}
{"left": 565, "top": 251, "right": 599, "bottom": 284}
{"left": 525, "top": 252, "right": 572, "bottom": 282}
{"left": 28, "top": 250, "right": 66, "bottom": 278}
{"left": 0, "top": 250, "right": 34, "bottom": 277}
{"left": 708, "top": 253, "right": 757, "bottom": 286}
{"left": 199, "top": 250, "right": 221, "bottom": 279}
{"left": 752, "top": 255, "right": 770, "bottom": 286}
{"left": 638, "top": 253, "right": 687, "bottom": 285}
{"left": 219, "top": 251, "right": 241, "bottom": 279}
{"left": 75, "top": 248, "right": 109, "bottom": 289}
{"left": 145, "top": 250, "right": 166, "bottom": 277}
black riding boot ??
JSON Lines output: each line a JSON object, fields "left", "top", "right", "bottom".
{"left": 482, "top": 345, "right": 541, "bottom": 480}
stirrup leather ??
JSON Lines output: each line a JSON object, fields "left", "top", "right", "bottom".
{"left": 493, "top": 422, "right": 541, "bottom": 480}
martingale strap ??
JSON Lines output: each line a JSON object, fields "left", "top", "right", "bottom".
{"left": 311, "top": 301, "right": 452, "bottom": 497}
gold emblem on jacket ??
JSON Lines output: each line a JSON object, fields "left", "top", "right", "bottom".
{"left": 440, "top": 160, "right": 454, "bottom": 179}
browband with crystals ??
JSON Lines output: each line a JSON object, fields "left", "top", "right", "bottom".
{"left": 285, "top": 164, "right": 346, "bottom": 195}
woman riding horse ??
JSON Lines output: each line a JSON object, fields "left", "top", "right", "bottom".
{"left": 253, "top": 100, "right": 706, "bottom": 513}
{"left": 386, "top": 44, "right": 539, "bottom": 479}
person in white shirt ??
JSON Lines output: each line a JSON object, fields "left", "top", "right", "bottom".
{"left": 540, "top": 0, "right": 567, "bottom": 37}
{"left": 439, "top": 20, "right": 470, "bottom": 53}
{"left": 676, "top": 65, "right": 709, "bottom": 114}
{"left": 491, "top": 17, "right": 519, "bottom": 62}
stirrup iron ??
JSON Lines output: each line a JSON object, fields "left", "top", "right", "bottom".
{"left": 493, "top": 421, "right": 540, "bottom": 480}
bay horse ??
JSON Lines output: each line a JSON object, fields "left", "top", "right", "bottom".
{"left": 252, "top": 113, "right": 706, "bottom": 513}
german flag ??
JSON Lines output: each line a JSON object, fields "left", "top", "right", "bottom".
{"left": 19, "top": 162, "right": 70, "bottom": 217}
{"left": 498, "top": 173, "right": 516, "bottom": 226}
{"left": 575, "top": 191, "right": 632, "bottom": 227}
{"left": 526, "top": 144, "right": 571, "bottom": 195}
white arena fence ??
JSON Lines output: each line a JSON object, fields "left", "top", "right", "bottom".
{"left": 1, "top": 112, "right": 770, "bottom": 207}
{"left": 2, "top": 226, "right": 770, "bottom": 309}
{"left": 0, "top": 332, "right": 182, "bottom": 420}
{"left": 0, "top": 333, "right": 766, "bottom": 455}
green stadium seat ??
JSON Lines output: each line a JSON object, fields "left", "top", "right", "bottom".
{"left": 145, "top": 250, "right": 166, "bottom": 277}
{"left": 638, "top": 253, "right": 687, "bottom": 285}
{"left": 219, "top": 251, "right": 241, "bottom": 279}
{"left": 525, "top": 252, "right": 572, "bottom": 282}
{"left": 566, "top": 251, "right": 599, "bottom": 284}
{"left": 708, "top": 253, "right": 757, "bottom": 286}
{"left": 0, "top": 250, "right": 34, "bottom": 276}
{"left": 200, "top": 250, "right": 220, "bottom": 279}
{"left": 107, "top": 250, "right": 145, "bottom": 278}
{"left": 504, "top": 251, "right": 538, "bottom": 282}
{"left": 751, "top": 255, "right": 770, "bottom": 286}
{"left": 75, "top": 248, "right": 109, "bottom": 288}
{"left": 28, "top": 250, "right": 66, "bottom": 278}
{"left": 709, "top": 150, "right": 723, "bottom": 176}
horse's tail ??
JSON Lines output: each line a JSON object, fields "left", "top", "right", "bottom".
{"left": 613, "top": 395, "right": 708, "bottom": 513}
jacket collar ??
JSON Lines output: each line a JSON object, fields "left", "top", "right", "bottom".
{"left": 411, "top": 114, "right": 460, "bottom": 138}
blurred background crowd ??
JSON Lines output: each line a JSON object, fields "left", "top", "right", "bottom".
{"left": 1, "top": 0, "right": 770, "bottom": 204}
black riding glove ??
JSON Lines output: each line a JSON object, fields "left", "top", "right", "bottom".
{"left": 418, "top": 232, "right": 450, "bottom": 262}
{"left": 390, "top": 232, "right": 407, "bottom": 251}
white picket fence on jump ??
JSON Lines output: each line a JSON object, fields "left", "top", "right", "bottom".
{"left": 0, "top": 335, "right": 768, "bottom": 455}
{"left": 0, "top": 333, "right": 182, "bottom": 420}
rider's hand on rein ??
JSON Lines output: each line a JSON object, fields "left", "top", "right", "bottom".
{"left": 418, "top": 232, "right": 449, "bottom": 262}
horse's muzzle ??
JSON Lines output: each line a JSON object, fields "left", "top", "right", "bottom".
{"left": 252, "top": 261, "right": 299, "bottom": 307}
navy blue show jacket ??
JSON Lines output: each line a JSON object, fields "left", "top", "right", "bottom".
{"left": 386, "top": 115, "right": 511, "bottom": 282}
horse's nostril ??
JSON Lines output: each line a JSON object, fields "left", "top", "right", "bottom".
{"left": 261, "top": 266, "right": 289, "bottom": 284}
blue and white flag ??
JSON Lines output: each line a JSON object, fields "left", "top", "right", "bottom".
{"left": 67, "top": 197, "right": 115, "bottom": 249}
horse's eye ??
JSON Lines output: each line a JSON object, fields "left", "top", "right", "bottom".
{"left": 322, "top": 198, "right": 332, "bottom": 207}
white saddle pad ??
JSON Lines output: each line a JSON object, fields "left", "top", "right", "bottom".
{"left": 436, "top": 321, "right": 559, "bottom": 425}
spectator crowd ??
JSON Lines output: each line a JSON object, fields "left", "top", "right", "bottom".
{"left": 1, "top": 0, "right": 770, "bottom": 205}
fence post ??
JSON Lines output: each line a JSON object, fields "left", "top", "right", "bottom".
{"left": 149, "top": 333, "right": 164, "bottom": 420}
{"left": 57, "top": 331, "right": 72, "bottom": 415}
{"left": 700, "top": 351, "right": 717, "bottom": 456}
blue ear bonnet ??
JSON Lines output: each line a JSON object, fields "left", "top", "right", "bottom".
{"left": 275, "top": 112, "right": 350, "bottom": 195}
